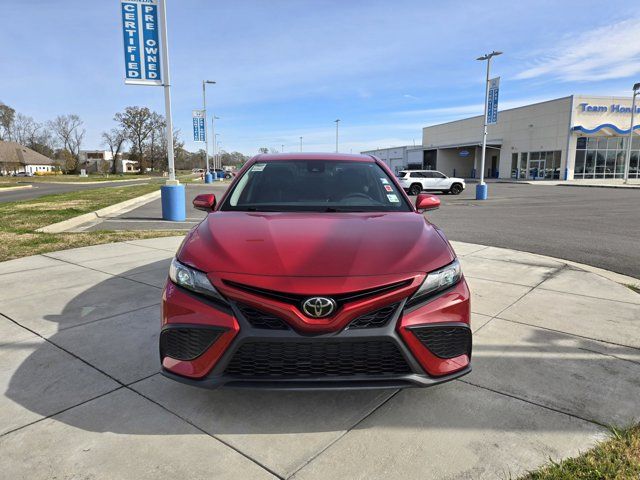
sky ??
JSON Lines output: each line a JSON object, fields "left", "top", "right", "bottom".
{"left": 1, "top": 0, "right": 639, "bottom": 156}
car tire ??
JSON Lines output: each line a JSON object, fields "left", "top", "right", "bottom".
{"left": 449, "top": 183, "right": 463, "bottom": 195}
{"left": 409, "top": 184, "right": 422, "bottom": 196}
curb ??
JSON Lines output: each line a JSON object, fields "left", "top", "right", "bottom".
{"left": 35, "top": 190, "right": 161, "bottom": 233}
{"left": 0, "top": 185, "right": 33, "bottom": 192}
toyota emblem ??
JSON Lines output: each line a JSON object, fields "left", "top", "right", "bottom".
{"left": 302, "top": 297, "right": 337, "bottom": 318}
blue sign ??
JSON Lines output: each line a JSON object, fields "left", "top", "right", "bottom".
{"left": 121, "top": 0, "right": 162, "bottom": 85}
{"left": 487, "top": 77, "right": 500, "bottom": 125}
{"left": 192, "top": 110, "right": 206, "bottom": 142}
{"left": 459, "top": 150, "right": 470, "bottom": 157}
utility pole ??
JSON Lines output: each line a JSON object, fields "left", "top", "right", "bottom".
{"left": 335, "top": 119, "right": 340, "bottom": 153}
{"left": 300, "top": 136, "right": 303, "bottom": 152}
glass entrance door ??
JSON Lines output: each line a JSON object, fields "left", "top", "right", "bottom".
{"left": 529, "top": 159, "right": 545, "bottom": 179}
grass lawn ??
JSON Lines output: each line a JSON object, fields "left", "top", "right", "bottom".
{"left": 0, "top": 183, "right": 184, "bottom": 261}
{"left": 522, "top": 425, "right": 640, "bottom": 479}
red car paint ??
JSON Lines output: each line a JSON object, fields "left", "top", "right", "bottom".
{"left": 161, "top": 153, "right": 471, "bottom": 388}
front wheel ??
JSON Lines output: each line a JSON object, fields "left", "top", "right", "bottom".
{"left": 449, "top": 183, "right": 463, "bottom": 195}
{"left": 409, "top": 184, "right": 422, "bottom": 196}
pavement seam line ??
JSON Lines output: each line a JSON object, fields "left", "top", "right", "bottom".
{"left": 53, "top": 302, "right": 159, "bottom": 334}
{"left": 494, "top": 316, "right": 640, "bottom": 352}
{"left": 126, "top": 380, "right": 285, "bottom": 480}
{"left": 0, "top": 386, "right": 126, "bottom": 439}
{"left": 535, "top": 286, "right": 640, "bottom": 306}
{"left": 457, "top": 378, "right": 607, "bottom": 429}
{"left": 41, "top": 253, "right": 164, "bottom": 290}
{"left": 284, "top": 389, "right": 402, "bottom": 479}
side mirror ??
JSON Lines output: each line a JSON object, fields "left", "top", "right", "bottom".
{"left": 415, "top": 193, "right": 440, "bottom": 212}
{"left": 193, "top": 193, "right": 216, "bottom": 212}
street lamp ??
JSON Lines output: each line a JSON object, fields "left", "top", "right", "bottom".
{"left": 281, "top": 144, "right": 285, "bottom": 153}
{"left": 211, "top": 115, "right": 220, "bottom": 170}
{"left": 202, "top": 80, "right": 216, "bottom": 183}
{"left": 623, "top": 82, "right": 640, "bottom": 184}
{"left": 476, "top": 51, "right": 502, "bottom": 200}
{"left": 300, "top": 136, "right": 303, "bottom": 152}
{"left": 335, "top": 119, "right": 340, "bottom": 153}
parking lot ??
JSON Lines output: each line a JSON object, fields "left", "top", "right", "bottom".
{"left": 2, "top": 236, "right": 639, "bottom": 478}
{"left": 88, "top": 182, "right": 640, "bottom": 278}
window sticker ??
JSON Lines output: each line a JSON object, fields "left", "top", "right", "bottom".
{"left": 251, "top": 163, "right": 267, "bottom": 172}
{"left": 380, "top": 178, "right": 389, "bottom": 184}
{"left": 384, "top": 184, "right": 393, "bottom": 192}
{"left": 387, "top": 194, "right": 399, "bottom": 203}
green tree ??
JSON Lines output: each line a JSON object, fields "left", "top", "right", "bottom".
{"left": 0, "top": 102, "right": 15, "bottom": 141}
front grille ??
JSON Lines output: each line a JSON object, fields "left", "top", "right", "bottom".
{"left": 223, "top": 279, "right": 412, "bottom": 307}
{"left": 411, "top": 326, "right": 471, "bottom": 359}
{"left": 224, "top": 340, "right": 412, "bottom": 378}
{"left": 160, "top": 327, "right": 225, "bottom": 361}
{"left": 236, "top": 303, "right": 290, "bottom": 330}
{"left": 347, "top": 303, "right": 399, "bottom": 329}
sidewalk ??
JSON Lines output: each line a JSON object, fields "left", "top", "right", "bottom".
{"left": 0, "top": 238, "right": 638, "bottom": 479}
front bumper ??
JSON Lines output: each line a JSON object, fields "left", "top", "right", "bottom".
{"left": 160, "top": 280, "right": 471, "bottom": 390}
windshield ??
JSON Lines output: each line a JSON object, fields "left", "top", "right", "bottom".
{"left": 397, "top": 171, "right": 408, "bottom": 178}
{"left": 221, "top": 160, "right": 412, "bottom": 212}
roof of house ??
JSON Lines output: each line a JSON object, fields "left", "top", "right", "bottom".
{"left": 0, "top": 141, "right": 54, "bottom": 166}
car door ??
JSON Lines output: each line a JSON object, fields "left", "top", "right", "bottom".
{"left": 431, "top": 171, "right": 450, "bottom": 190}
{"left": 421, "top": 171, "right": 438, "bottom": 190}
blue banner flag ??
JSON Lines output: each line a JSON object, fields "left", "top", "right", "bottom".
{"left": 487, "top": 77, "right": 500, "bottom": 125}
{"left": 192, "top": 110, "right": 206, "bottom": 142}
{"left": 121, "top": 0, "right": 162, "bottom": 85}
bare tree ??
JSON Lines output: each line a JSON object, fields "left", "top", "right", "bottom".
{"left": 12, "top": 113, "right": 41, "bottom": 146}
{"left": 48, "top": 114, "right": 85, "bottom": 172}
{"left": 102, "top": 127, "right": 128, "bottom": 174}
{"left": 114, "top": 106, "right": 156, "bottom": 173}
{"left": 0, "top": 102, "right": 16, "bottom": 141}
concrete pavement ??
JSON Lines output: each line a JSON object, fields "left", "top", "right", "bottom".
{"left": 1, "top": 237, "right": 639, "bottom": 479}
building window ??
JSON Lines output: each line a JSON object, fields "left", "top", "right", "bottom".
{"left": 511, "top": 153, "right": 518, "bottom": 179}
{"left": 574, "top": 135, "right": 636, "bottom": 179}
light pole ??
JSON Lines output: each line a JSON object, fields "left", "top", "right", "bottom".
{"left": 300, "top": 136, "right": 303, "bottom": 152}
{"left": 335, "top": 119, "right": 340, "bottom": 153}
{"left": 211, "top": 115, "right": 219, "bottom": 171}
{"left": 476, "top": 51, "right": 502, "bottom": 200}
{"left": 202, "top": 80, "right": 216, "bottom": 183}
{"left": 281, "top": 144, "right": 284, "bottom": 153}
{"left": 157, "top": 0, "right": 185, "bottom": 221}
{"left": 624, "top": 82, "right": 640, "bottom": 184}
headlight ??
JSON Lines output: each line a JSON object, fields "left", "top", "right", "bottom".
{"left": 408, "top": 259, "right": 462, "bottom": 306}
{"left": 169, "top": 258, "right": 226, "bottom": 302}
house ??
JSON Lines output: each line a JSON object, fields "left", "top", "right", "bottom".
{"left": 78, "top": 150, "right": 139, "bottom": 173}
{"left": 0, "top": 141, "right": 55, "bottom": 175}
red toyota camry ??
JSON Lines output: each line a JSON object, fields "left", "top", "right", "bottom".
{"left": 161, "top": 153, "right": 471, "bottom": 389}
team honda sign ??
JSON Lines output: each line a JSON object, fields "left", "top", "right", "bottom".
{"left": 121, "top": 0, "right": 162, "bottom": 85}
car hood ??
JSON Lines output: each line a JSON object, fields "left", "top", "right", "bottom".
{"left": 178, "top": 211, "right": 454, "bottom": 277}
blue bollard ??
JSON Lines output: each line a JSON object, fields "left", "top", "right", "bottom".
{"left": 564, "top": 168, "right": 569, "bottom": 180}
{"left": 204, "top": 172, "right": 213, "bottom": 184}
{"left": 161, "top": 184, "right": 186, "bottom": 221}
{"left": 475, "top": 183, "right": 488, "bottom": 200}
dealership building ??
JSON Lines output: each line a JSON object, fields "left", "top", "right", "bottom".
{"left": 365, "top": 95, "right": 640, "bottom": 181}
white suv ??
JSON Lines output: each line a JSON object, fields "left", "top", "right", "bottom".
{"left": 397, "top": 170, "right": 465, "bottom": 195}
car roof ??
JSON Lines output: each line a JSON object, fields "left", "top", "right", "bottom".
{"left": 251, "top": 152, "right": 376, "bottom": 163}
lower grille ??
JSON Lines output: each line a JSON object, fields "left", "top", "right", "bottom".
{"left": 236, "top": 303, "right": 290, "bottom": 330}
{"left": 160, "top": 327, "right": 225, "bottom": 361}
{"left": 411, "top": 326, "right": 471, "bottom": 359}
{"left": 224, "top": 340, "right": 412, "bottom": 378}
{"left": 347, "top": 303, "right": 399, "bottom": 329}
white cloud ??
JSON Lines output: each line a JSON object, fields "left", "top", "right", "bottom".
{"left": 515, "top": 18, "right": 640, "bottom": 82}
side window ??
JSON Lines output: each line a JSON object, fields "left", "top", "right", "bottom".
{"left": 410, "top": 172, "right": 421, "bottom": 178}
{"left": 434, "top": 172, "right": 446, "bottom": 178}
{"left": 422, "top": 172, "right": 434, "bottom": 178}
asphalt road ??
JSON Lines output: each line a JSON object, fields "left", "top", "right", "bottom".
{"left": 90, "top": 182, "right": 640, "bottom": 278}
{"left": 0, "top": 179, "right": 154, "bottom": 203}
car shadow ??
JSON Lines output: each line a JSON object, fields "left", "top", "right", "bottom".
{"left": 5, "top": 258, "right": 639, "bottom": 437}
